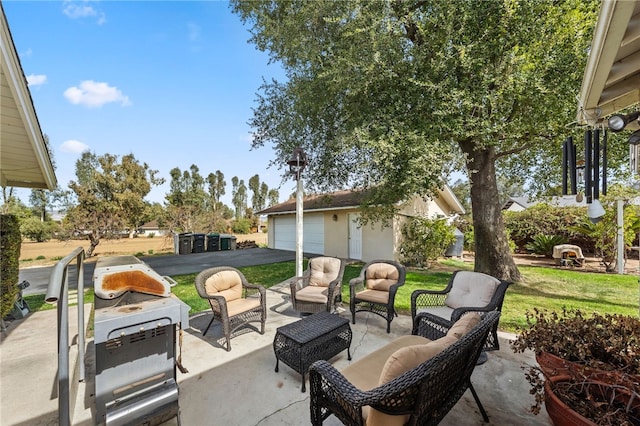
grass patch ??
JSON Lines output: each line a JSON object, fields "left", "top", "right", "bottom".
{"left": 169, "top": 260, "right": 639, "bottom": 333}
{"left": 23, "top": 288, "right": 95, "bottom": 312}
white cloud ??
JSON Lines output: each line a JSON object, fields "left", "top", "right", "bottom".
{"left": 60, "top": 139, "right": 89, "bottom": 154}
{"left": 64, "top": 80, "right": 131, "bottom": 108}
{"left": 62, "top": 1, "right": 106, "bottom": 25}
{"left": 26, "top": 74, "right": 47, "bottom": 87}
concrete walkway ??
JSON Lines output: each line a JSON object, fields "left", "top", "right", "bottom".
{"left": 0, "top": 279, "right": 552, "bottom": 425}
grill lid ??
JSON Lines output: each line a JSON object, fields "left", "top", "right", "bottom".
{"left": 93, "top": 255, "right": 172, "bottom": 299}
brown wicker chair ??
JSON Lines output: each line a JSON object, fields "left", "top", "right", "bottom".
{"left": 289, "top": 256, "right": 346, "bottom": 314}
{"left": 410, "top": 270, "right": 511, "bottom": 351}
{"left": 309, "top": 311, "right": 501, "bottom": 425}
{"left": 349, "top": 260, "right": 406, "bottom": 333}
{"left": 195, "top": 266, "right": 266, "bottom": 351}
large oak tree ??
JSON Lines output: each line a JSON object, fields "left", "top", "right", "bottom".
{"left": 232, "top": 0, "right": 600, "bottom": 281}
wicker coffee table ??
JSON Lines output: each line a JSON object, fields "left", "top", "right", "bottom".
{"left": 273, "top": 311, "right": 352, "bottom": 392}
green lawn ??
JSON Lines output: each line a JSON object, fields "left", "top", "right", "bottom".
{"left": 25, "top": 259, "right": 639, "bottom": 334}
{"left": 169, "top": 259, "right": 639, "bottom": 333}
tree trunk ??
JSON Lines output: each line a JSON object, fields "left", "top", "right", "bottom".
{"left": 86, "top": 233, "right": 100, "bottom": 257}
{"left": 461, "top": 143, "right": 522, "bottom": 282}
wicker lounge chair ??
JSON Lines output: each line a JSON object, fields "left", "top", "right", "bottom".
{"left": 195, "top": 266, "right": 266, "bottom": 351}
{"left": 410, "top": 270, "right": 511, "bottom": 351}
{"left": 349, "top": 259, "right": 406, "bottom": 333}
{"left": 309, "top": 311, "right": 501, "bottom": 425}
{"left": 289, "top": 256, "right": 346, "bottom": 314}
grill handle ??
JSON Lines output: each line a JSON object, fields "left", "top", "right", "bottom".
{"left": 163, "top": 276, "right": 177, "bottom": 288}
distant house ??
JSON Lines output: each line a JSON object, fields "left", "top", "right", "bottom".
{"left": 138, "top": 220, "right": 169, "bottom": 237}
{"left": 502, "top": 195, "right": 587, "bottom": 212}
{"left": 258, "top": 186, "right": 465, "bottom": 262}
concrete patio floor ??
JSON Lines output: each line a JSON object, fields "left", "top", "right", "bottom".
{"left": 0, "top": 281, "right": 552, "bottom": 425}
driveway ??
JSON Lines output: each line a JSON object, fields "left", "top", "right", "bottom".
{"left": 20, "top": 248, "right": 297, "bottom": 296}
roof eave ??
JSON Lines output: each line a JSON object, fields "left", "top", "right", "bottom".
{"left": 577, "top": 0, "right": 640, "bottom": 125}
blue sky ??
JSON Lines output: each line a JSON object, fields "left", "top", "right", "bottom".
{"left": 5, "top": 0, "right": 291, "bottom": 207}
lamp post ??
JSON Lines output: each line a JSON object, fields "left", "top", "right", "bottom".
{"left": 288, "top": 147, "right": 308, "bottom": 277}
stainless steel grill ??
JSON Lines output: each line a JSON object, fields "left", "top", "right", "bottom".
{"left": 93, "top": 256, "right": 189, "bottom": 426}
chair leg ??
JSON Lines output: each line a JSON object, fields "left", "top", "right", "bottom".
{"left": 468, "top": 381, "right": 489, "bottom": 422}
{"left": 202, "top": 315, "right": 215, "bottom": 336}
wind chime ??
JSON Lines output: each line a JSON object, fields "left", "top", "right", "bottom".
{"left": 561, "top": 128, "right": 607, "bottom": 220}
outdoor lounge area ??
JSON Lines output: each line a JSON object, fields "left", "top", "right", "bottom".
{"left": 0, "top": 278, "right": 551, "bottom": 426}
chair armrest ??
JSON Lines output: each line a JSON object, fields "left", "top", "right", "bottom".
{"left": 450, "top": 306, "right": 493, "bottom": 322}
{"left": 243, "top": 283, "right": 266, "bottom": 300}
{"left": 348, "top": 277, "right": 365, "bottom": 295}
{"left": 410, "top": 289, "right": 448, "bottom": 320}
{"left": 202, "top": 294, "right": 229, "bottom": 317}
{"left": 412, "top": 312, "right": 452, "bottom": 338}
{"left": 289, "top": 276, "right": 306, "bottom": 295}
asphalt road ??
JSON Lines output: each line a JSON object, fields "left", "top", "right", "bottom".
{"left": 19, "top": 248, "right": 297, "bottom": 296}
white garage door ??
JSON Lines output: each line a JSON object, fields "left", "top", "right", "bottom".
{"left": 273, "top": 214, "right": 324, "bottom": 254}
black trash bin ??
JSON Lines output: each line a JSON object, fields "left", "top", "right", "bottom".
{"left": 220, "top": 234, "right": 231, "bottom": 250}
{"left": 192, "top": 233, "right": 206, "bottom": 253}
{"left": 206, "top": 233, "right": 220, "bottom": 251}
{"left": 178, "top": 233, "right": 192, "bottom": 255}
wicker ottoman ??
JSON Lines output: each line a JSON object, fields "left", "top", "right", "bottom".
{"left": 274, "top": 311, "right": 352, "bottom": 392}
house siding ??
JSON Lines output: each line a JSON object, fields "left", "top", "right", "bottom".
{"left": 262, "top": 189, "right": 463, "bottom": 263}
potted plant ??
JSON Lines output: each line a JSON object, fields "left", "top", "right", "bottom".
{"left": 511, "top": 308, "right": 640, "bottom": 424}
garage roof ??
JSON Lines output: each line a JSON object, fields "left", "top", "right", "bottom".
{"left": 258, "top": 187, "right": 465, "bottom": 216}
{"left": 577, "top": 0, "right": 640, "bottom": 126}
{"left": 0, "top": 3, "right": 56, "bottom": 189}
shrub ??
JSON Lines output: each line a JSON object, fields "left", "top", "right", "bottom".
{"left": 231, "top": 218, "right": 251, "bottom": 234}
{"left": 1, "top": 214, "right": 21, "bottom": 318}
{"left": 147, "top": 232, "right": 155, "bottom": 238}
{"left": 20, "top": 216, "right": 57, "bottom": 242}
{"left": 504, "top": 204, "right": 593, "bottom": 252}
{"left": 525, "top": 234, "right": 566, "bottom": 257}
{"left": 399, "top": 217, "right": 455, "bottom": 267}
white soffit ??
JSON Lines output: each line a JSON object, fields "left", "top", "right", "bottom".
{"left": 577, "top": 0, "right": 640, "bottom": 126}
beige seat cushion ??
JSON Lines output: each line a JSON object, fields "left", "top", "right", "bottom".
{"left": 341, "top": 335, "right": 430, "bottom": 392}
{"left": 365, "top": 263, "right": 399, "bottom": 291}
{"left": 355, "top": 289, "right": 389, "bottom": 305}
{"left": 415, "top": 305, "right": 455, "bottom": 321}
{"left": 204, "top": 270, "right": 243, "bottom": 301}
{"left": 224, "top": 298, "right": 261, "bottom": 317}
{"left": 295, "top": 285, "right": 328, "bottom": 304}
{"left": 445, "top": 271, "right": 500, "bottom": 309}
{"left": 366, "top": 335, "right": 458, "bottom": 426}
{"left": 309, "top": 257, "right": 341, "bottom": 287}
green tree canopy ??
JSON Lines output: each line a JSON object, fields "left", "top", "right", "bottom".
{"left": 65, "top": 152, "right": 163, "bottom": 256}
{"left": 232, "top": 0, "right": 603, "bottom": 280}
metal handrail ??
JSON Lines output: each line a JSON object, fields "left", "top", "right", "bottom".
{"left": 45, "top": 247, "right": 85, "bottom": 426}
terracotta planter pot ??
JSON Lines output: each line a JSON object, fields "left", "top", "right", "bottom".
{"left": 536, "top": 352, "right": 575, "bottom": 378}
{"left": 544, "top": 375, "right": 640, "bottom": 426}
{"left": 536, "top": 351, "right": 640, "bottom": 384}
